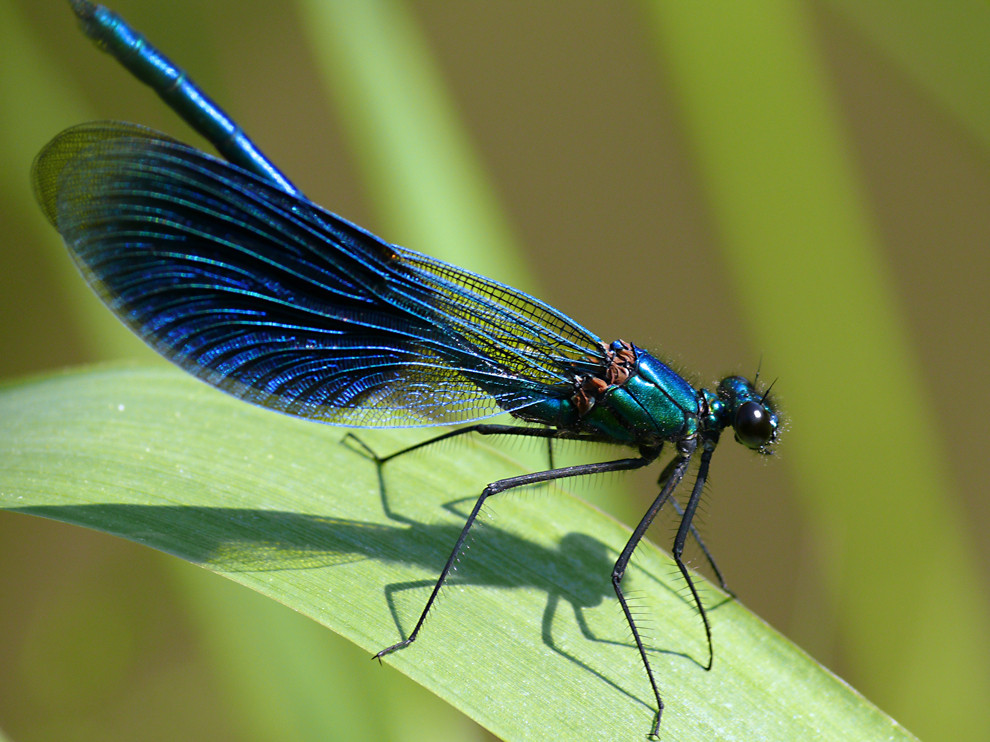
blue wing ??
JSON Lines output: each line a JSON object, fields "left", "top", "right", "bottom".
{"left": 33, "top": 122, "right": 605, "bottom": 427}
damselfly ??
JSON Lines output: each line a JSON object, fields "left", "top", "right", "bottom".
{"left": 33, "top": 2, "right": 781, "bottom": 737}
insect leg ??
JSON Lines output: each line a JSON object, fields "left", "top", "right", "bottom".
{"left": 344, "top": 423, "right": 605, "bottom": 465}
{"left": 668, "top": 494, "right": 731, "bottom": 594}
{"left": 669, "top": 441, "right": 718, "bottom": 671}
{"left": 611, "top": 437, "right": 698, "bottom": 738}
{"left": 375, "top": 452, "right": 656, "bottom": 660}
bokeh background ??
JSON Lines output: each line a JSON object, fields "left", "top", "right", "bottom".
{"left": 2, "top": 1, "right": 988, "bottom": 740}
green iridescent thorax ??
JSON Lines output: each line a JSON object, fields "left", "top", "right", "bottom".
{"left": 587, "top": 347, "right": 700, "bottom": 446}
{"left": 512, "top": 341, "right": 702, "bottom": 447}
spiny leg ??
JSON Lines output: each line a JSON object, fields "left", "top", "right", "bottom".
{"left": 343, "top": 425, "right": 608, "bottom": 522}
{"left": 342, "top": 425, "right": 562, "bottom": 522}
{"left": 668, "top": 495, "right": 730, "bottom": 594}
{"left": 669, "top": 441, "right": 718, "bottom": 671}
{"left": 344, "top": 423, "right": 607, "bottom": 465}
{"left": 375, "top": 451, "right": 658, "bottom": 659}
{"left": 610, "top": 438, "right": 697, "bottom": 739}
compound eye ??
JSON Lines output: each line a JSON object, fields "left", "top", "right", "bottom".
{"left": 734, "top": 401, "right": 773, "bottom": 449}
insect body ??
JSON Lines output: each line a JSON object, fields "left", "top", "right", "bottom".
{"left": 35, "top": 2, "right": 780, "bottom": 737}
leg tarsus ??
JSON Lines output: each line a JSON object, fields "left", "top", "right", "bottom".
{"left": 341, "top": 431, "right": 382, "bottom": 462}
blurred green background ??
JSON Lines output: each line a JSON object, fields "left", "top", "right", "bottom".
{"left": 2, "top": 1, "right": 988, "bottom": 740}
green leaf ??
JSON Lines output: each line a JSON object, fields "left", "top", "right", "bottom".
{"left": 0, "top": 365, "right": 913, "bottom": 741}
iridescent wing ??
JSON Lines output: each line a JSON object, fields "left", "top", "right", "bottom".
{"left": 33, "top": 122, "right": 605, "bottom": 427}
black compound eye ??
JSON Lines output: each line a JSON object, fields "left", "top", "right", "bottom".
{"left": 734, "top": 401, "right": 773, "bottom": 449}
